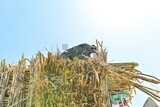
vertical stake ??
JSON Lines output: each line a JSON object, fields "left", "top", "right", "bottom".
{"left": 104, "top": 52, "right": 111, "bottom": 107}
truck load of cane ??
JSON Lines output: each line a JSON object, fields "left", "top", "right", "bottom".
{"left": 0, "top": 41, "right": 160, "bottom": 107}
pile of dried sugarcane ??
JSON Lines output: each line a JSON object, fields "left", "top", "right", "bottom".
{"left": 0, "top": 42, "right": 160, "bottom": 107}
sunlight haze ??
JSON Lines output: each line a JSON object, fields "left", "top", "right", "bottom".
{"left": 0, "top": 0, "right": 160, "bottom": 106}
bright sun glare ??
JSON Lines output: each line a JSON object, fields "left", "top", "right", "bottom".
{"left": 87, "top": 0, "right": 160, "bottom": 27}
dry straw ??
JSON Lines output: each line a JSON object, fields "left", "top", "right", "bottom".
{"left": 0, "top": 41, "right": 160, "bottom": 107}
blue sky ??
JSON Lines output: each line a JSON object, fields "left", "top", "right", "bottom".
{"left": 0, "top": 0, "right": 160, "bottom": 106}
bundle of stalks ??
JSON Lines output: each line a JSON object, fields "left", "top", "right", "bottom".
{"left": 0, "top": 41, "right": 160, "bottom": 107}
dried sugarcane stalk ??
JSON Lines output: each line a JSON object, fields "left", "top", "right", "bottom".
{"left": 0, "top": 41, "right": 160, "bottom": 107}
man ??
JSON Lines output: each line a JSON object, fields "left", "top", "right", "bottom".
{"left": 61, "top": 43, "right": 99, "bottom": 60}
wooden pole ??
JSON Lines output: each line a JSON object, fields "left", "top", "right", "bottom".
{"left": 102, "top": 51, "right": 111, "bottom": 107}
